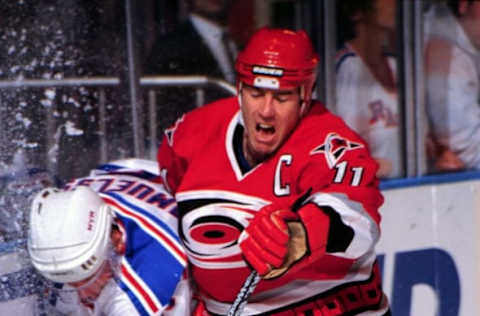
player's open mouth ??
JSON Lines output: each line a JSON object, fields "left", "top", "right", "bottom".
{"left": 256, "top": 123, "right": 275, "bottom": 134}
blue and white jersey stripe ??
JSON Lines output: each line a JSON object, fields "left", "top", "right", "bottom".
{"left": 101, "top": 192, "right": 187, "bottom": 316}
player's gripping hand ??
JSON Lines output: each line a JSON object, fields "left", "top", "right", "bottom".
{"left": 239, "top": 204, "right": 307, "bottom": 279}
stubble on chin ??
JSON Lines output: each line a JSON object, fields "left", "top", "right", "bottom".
{"left": 242, "top": 133, "right": 274, "bottom": 167}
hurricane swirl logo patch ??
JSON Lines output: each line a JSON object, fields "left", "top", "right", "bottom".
{"left": 177, "top": 195, "right": 267, "bottom": 269}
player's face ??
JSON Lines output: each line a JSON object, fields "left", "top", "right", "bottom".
{"left": 240, "top": 84, "right": 302, "bottom": 165}
{"left": 69, "top": 261, "right": 113, "bottom": 304}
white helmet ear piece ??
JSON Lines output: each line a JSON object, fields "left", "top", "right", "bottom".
{"left": 237, "top": 81, "right": 244, "bottom": 108}
{"left": 299, "top": 86, "right": 307, "bottom": 117}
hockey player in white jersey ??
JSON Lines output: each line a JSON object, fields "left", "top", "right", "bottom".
{"left": 27, "top": 159, "right": 190, "bottom": 316}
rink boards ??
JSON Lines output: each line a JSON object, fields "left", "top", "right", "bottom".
{"left": 377, "top": 171, "right": 480, "bottom": 316}
{"left": 1, "top": 172, "right": 479, "bottom": 315}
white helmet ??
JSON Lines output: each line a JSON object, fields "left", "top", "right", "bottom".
{"left": 28, "top": 186, "right": 113, "bottom": 283}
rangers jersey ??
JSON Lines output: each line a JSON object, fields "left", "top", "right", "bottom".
{"left": 59, "top": 161, "right": 189, "bottom": 316}
{"left": 335, "top": 44, "right": 402, "bottom": 179}
{"left": 158, "top": 97, "right": 390, "bottom": 315}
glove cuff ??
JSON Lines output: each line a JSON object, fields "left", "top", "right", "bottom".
{"left": 298, "top": 203, "right": 330, "bottom": 260}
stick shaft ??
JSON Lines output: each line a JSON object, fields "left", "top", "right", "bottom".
{"left": 227, "top": 189, "right": 312, "bottom": 315}
{"left": 227, "top": 271, "right": 261, "bottom": 316}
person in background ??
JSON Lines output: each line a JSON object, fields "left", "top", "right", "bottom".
{"left": 335, "top": 0, "right": 401, "bottom": 178}
{"left": 424, "top": 0, "right": 480, "bottom": 172}
{"left": 157, "top": 27, "right": 391, "bottom": 315}
{"left": 27, "top": 159, "right": 191, "bottom": 316}
{"left": 145, "top": 0, "right": 239, "bottom": 132}
{"left": 147, "top": 0, "right": 237, "bottom": 84}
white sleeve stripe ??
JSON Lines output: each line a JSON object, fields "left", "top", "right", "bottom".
{"left": 307, "top": 192, "right": 380, "bottom": 259}
{"left": 176, "top": 189, "right": 270, "bottom": 206}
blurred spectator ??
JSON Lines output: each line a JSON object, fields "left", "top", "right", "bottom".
{"left": 335, "top": 0, "right": 401, "bottom": 178}
{"left": 424, "top": 0, "right": 480, "bottom": 171}
{"left": 147, "top": 0, "right": 238, "bottom": 83}
{"left": 144, "top": 0, "right": 240, "bottom": 131}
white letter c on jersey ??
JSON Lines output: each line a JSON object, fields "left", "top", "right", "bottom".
{"left": 274, "top": 154, "right": 292, "bottom": 196}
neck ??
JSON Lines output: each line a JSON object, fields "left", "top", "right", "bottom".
{"left": 242, "top": 133, "right": 262, "bottom": 167}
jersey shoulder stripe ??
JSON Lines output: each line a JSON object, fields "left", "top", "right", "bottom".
{"left": 103, "top": 194, "right": 187, "bottom": 266}
{"left": 120, "top": 259, "right": 162, "bottom": 315}
{"left": 335, "top": 44, "right": 357, "bottom": 72}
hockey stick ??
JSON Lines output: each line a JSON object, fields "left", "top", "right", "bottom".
{"left": 227, "top": 189, "right": 312, "bottom": 316}
{"left": 227, "top": 271, "right": 261, "bottom": 316}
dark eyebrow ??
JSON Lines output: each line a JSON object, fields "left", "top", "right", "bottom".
{"left": 275, "top": 90, "right": 296, "bottom": 96}
{"left": 243, "top": 84, "right": 260, "bottom": 90}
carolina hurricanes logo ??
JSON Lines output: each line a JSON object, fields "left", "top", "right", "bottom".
{"left": 180, "top": 203, "right": 258, "bottom": 269}
{"left": 177, "top": 192, "right": 268, "bottom": 269}
{"left": 310, "top": 132, "right": 363, "bottom": 168}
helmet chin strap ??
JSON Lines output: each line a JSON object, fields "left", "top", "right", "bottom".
{"left": 237, "top": 81, "right": 244, "bottom": 107}
{"left": 299, "top": 86, "right": 311, "bottom": 118}
{"left": 300, "top": 101, "right": 308, "bottom": 117}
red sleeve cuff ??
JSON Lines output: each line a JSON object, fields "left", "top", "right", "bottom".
{"left": 298, "top": 203, "right": 330, "bottom": 261}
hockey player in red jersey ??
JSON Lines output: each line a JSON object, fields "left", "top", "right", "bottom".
{"left": 157, "top": 27, "right": 391, "bottom": 315}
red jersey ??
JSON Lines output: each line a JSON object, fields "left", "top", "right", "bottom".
{"left": 157, "top": 97, "right": 389, "bottom": 315}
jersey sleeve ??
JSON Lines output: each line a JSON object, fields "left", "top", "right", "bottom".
{"left": 157, "top": 111, "right": 204, "bottom": 194}
{"left": 96, "top": 279, "right": 140, "bottom": 316}
{"left": 295, "top": 126, "right": 383, "bottom": 265}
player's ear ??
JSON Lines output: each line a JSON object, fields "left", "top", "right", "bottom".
{"left": 110, "top": 224, "right": 126, "bottom": 254}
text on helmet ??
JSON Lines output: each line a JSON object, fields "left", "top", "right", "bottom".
{"left": 88, "top": 210, "right": 96, "bottom": 231}
{"left": 252, "top": 66, "right": 284, "bottom": 77}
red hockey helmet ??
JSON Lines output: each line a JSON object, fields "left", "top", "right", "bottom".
{"left": 235, "top": 27, "right": 320, "bottom": 106}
